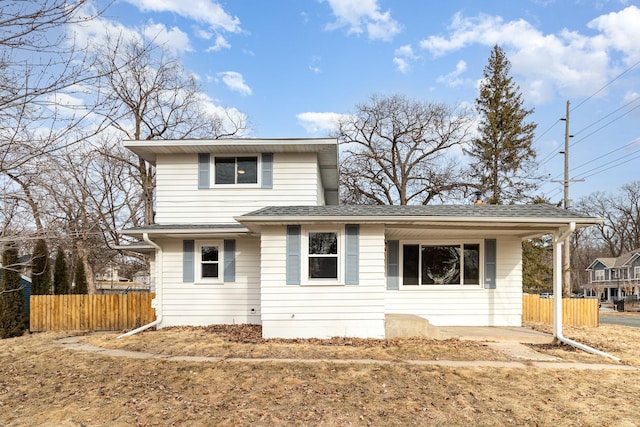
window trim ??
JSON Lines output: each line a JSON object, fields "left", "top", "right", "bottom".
{"left": 635, "top": 266, "right": 640, "bottom": 279}
{"left": 594, "top": 269, "right": 605, "bottom": 281}
{"left": 213, "top": 155, "right": 260, "bottom": 186}
{"left": 196, "top": 241, "right": 224, "bottom": 283}
{"left": 301, "top": 227, "right": 342, "bottom": 285}
{"left": 398, "top": 240, "right": 484, "bottom": 289}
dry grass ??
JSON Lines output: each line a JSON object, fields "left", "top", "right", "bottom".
{"left": 1, "top": 324, "right": 640, "bottom": 426}
{"left": 527, "top": 317, "right": 640, "bottom": 365}
{"left": 84, "top": 325, "right": 510, "bottom": 362}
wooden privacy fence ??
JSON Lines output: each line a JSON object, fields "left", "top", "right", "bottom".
{"left": 522, "top": 294, "right": 599, "bottom": 327}
{"left": 30, "top": 293, "right": 156, "bottom": 332}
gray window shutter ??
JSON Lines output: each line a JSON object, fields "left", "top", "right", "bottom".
{"left": 183, "top": 240, "right": 195, "bottom": 282}
{"left": 286, "top": 225, "right": 301, "bottom": 285}
{"left": 345, "top": 224, "right": 359, "bottom": 285}
{"left": 387, "top": 240, "right": 399, "bottom": 290}
{"left": 198, "top": 153, "right": 210, "bottom": 189}
{"left": 484, "top": 239, "right": 497, "bottom": 289}
{"left": 224, "top": 239, "right": 236, "bottom": 282}
{"left": 261, "top": 153, "right": 273, "bottom": 189}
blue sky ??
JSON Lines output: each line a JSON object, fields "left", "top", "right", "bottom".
{"left": 76, "top": 0, "right": 640, "bottom": 204}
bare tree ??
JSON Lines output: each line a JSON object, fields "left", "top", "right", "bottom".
{"left": 338, "top": 94, "right": 474, "bottom": 205}
{"left": 576, "top": 181, "right": 640, "bottom": 257}
{"left": 0, "top": 1, "right": 106, "bottom": 176}
{"left": 93, "top": 35, "right": 247, "bottom": 224}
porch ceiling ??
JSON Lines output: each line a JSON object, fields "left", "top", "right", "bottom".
{"left": 384, "top": 223, "right": 572, "bottom": 239}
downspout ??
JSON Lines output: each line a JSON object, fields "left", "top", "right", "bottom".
{"left": 118, "top": 233, "right": 162, "bottom": 338}
{"left": 552, "top": 223, "right": 621, "bottom": 361}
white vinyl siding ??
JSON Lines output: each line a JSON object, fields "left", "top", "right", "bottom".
{"left": 260, "top": 224, "right": 386, "bottom": 339}
{"left": 385, "top": 235, "right": 523, "bottom": 327}
{"left": 155, "top": 152, "right": 322, "bottom": 224}
{"left": 156, "top": 237, "right": 261, "bottom": 327}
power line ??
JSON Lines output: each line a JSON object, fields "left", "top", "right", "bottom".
{"left": 569, "top": 137, "right": 640, "bottom": 173}
{"left": 572, "top": 96, "right": 640, "bottom": 137}
{"left": 569, "top": 102, "right": 640, "bottom": 148}
{"left": 568, "top": 149, "right": 640, "bottom": 181}
{"left": 538, "top": 98, "right": 640, "bottom": 170}
{"left": 570, "top": 57, "right": 640, "bottom": 112}
{"left": 534, "top": 57, "right": 640, "bottom": 166}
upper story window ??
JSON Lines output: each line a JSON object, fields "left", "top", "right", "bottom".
{"left": 635, "top": 266, "right": 640, "bottom": 279}
{"left": 402, "top": 242, "right": 480, "bottom": 286}
{"left": 594, "top": 269, "right": 605, "bottom": 281}
{"left": 215, "top": 156, "right": 258, "bottom": 184}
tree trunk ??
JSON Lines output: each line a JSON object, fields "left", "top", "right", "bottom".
{"left": 76, "top": 243, "right": 96, "bottom": 294}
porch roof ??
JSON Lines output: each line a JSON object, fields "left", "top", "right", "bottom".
{"left": 237, "top": 204, "right": 601, "bottom": 238}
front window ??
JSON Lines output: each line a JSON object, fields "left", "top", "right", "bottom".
{"left": 200, "top": 245, "right": 219, "bottom": 279}
{"left": 215, "top": 156, "right": 257, "bottom": 184}
{"left": 594, "top": 270, "right": 605, "bottom": 281}
{"left": 308, "top": 232, "right": 338, "bottom": 279}
{"left": 635, "top": 266, "right": 640, "bottom": 279}
{"left": 402, "top": 243, "right": 480, "bottom": 286}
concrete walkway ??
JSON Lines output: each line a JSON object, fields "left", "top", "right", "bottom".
{"left": 56, "top": 333, "right": 639, "bottom": 371}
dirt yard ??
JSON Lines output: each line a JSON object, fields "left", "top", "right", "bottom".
{"left": 1, "top": 320, "right": 640, "bottom": 426}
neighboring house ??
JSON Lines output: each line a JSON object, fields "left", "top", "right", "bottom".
{"left": 585, "top": 249, "right": 640, "bottom": 301}
{"left": 95, "top": 263, "right": 129, "bottom": 283}
{"left": 119, "top": 138, "right": 600, "bottom": 339}
{"left": 0, "top": 266, "right": 32, "bottom": 315}
{"left": 133, "top": 270, "right": 150, "bottom": 285}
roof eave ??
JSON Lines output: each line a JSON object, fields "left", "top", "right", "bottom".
{"left": 236, "top": 214, "right": 602, "bottom": 227}
{"left": 118, "top": 227, "right": 254, "bottom": 238}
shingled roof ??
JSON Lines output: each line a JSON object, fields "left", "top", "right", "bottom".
{"left": 240, "top": 204, "right": 598, "bottom": 221}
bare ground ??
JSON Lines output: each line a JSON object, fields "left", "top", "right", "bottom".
{"left": 1, "top": 322, "right": 640, "bottom": 426}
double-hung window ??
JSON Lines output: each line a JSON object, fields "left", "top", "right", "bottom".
{"left": 200, "top": 244, "right": 220, "bottom": 280}
{"left": 635, "top": 266, "right": 640, "bottom": 279}
{"left": 402, "top": 243, "right": 480, "bottom": 286}
{"left": 215, "top": 156, "right": 258, "bottom": 184}
{"left": 308, "top": 232, "right": 338, "bottom": 279}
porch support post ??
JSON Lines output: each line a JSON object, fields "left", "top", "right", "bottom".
{"left": 553, "top": 231, "right": 563, "bottom": 337}
{"left": 553, "top": 222, "right": 575, "bottom": 339}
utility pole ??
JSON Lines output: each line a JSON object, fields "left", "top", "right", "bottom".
{"left": 561, "top": 100, "right": 571, "bottom": 297}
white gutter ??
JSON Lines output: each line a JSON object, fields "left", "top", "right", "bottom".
{"left": 552, "top": 223, "right": 621, "bottom": 361}
{"left": 118, "top": 233, "right": 162, "bottom": 338}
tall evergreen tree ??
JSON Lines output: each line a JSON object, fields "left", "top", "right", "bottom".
{"left": 73, "top": 258, "right": 88, "bottom": 294}
{"left": 31, "top": 239, "right": 51, "bottom": 295}
{"left": 53, "top": 247, "right": 70, "bottom": 295}
{"left": 467, "top": 45, "right": 538, "bottom": 204}
{"left": 0, "top": 243, "right": 25, "bottom": 338}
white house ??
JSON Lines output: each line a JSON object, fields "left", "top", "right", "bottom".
{"left": 119, "top": 138, "right": 600, "bottom": 339}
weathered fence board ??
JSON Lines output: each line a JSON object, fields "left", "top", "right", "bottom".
{"left": 30, "top": 293, "right": 156, "bottom": 332}
{"left": 522, "top": 294, "right": 599, "bottom": 327}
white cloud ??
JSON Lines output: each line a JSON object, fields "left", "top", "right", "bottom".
{"left": 143, "top": 22, "right": 192, "bottom": 55}
{"left": 217, "top": 71, "right": 252, "bottom": 95}
{"left": 588, "top": 6, "right": 640, "bottom": 62}
{"left": 322, "top": 0, "right": 401, "bottom": 41}
{"left": 309, "top": 56, "right": 322, "bottom": 74}
{"left": 296, "top": 112, "right": 345, "bottom": 134}
{"left": 393, "top": 57, "right": 410, "bottom": 74}
{"left": 419, "top": 7, "right": 640, "bottom": 102}
{"left": 436, "top": 60, "right": 468, "bottom": 87}
{"left": 123, "top": 0, "right": 241, "bottom": 33}
{"left": 196, "top": 93, "right": 250, "bottom": 136}
{"left": 393, "top": 44, "right": 417, "bottom": 73}
{"left": 205, "top": 34, "right": 231, "bottom": 52}
{"left": 69, "top": 9, "right": 192, "bottom": 56}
